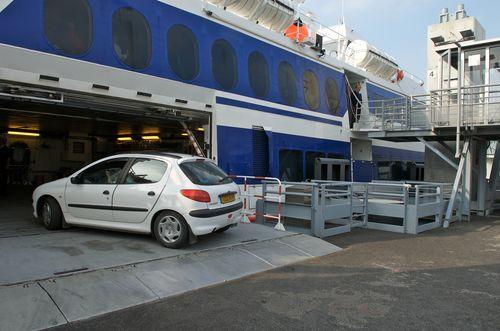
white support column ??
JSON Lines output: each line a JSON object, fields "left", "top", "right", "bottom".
{"left": 476, "top": 140, "right": 488, "bottom": 215}
{"left": 444, "top": 139, "right": 470, "bottom": 228}
{"left": 461, "top": 139, "right": 473, "bottom": 221}
{"left": 488, "top": 142, "right": 500, "bottom": 209}
{"left": 489, "top": 142, "right": 500, "bottom": 192}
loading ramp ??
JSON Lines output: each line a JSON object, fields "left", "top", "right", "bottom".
{"left": 0, "top": 221, "right": 340, "bottom": 330}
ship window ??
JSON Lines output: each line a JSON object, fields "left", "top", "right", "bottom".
{"left": 44, "top": 0, "right": 93, "bottom": 55}
{"left": 303, "top": 70, "right": 320, "bottom": 110}
{"left": 325, "top": 77, "right": 340, "bottom": 114}
{"left": 167, "top": 25, "right": 199, "bottom": 80}
{"left": 248, "top": 51, "right": 269, "bottom": 98}
{"left": 112, "top": 7, "right": 151, "bottom": 69}
{"left": 279, "top": 150, "right": 303, "bottom": 182}
{"left": 278, "top": 61, "right": 297, "bottom": 106}
{"left": 212, "top": 39, "right": 237, "bottom": 90}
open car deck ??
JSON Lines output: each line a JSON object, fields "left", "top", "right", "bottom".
{"left": 0, "top": 194, "right": 340, "bottom": 330}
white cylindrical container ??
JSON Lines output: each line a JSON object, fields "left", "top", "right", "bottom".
{"left": 345, "top": 39, "right": 398, "bottom": 80}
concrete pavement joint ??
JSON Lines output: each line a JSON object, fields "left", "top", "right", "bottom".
{"left": 38, "top": 282, "right": 69, "bottom": 323}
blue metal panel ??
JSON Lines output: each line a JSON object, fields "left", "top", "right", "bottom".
{"left": 0, "top": 0, "right": 348, "bottom": 117}
{"left": 217, "top": 125, "right": 350, "bottom": 179}
{"left": 252, "top": 127, "right": 269, "bottom": 177}
{"left": 353, "top": 161, "right": 374, "bottom": 182}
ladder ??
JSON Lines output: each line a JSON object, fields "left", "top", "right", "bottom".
{"left": 351, "top": 184, "right": 369, "bottom": 227}
{"left": 180, "top": 121, "right": 205, "bottom": 157}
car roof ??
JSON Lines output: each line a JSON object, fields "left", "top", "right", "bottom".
{"left": 111, "top": 151, "right": 202, "bottom": 160}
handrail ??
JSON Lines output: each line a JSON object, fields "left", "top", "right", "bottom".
{"left": 359, "top": 83, "right": 500, "bottom": 131}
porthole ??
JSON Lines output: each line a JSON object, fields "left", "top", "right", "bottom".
{"left": 248, "top": 51, "right": 269, "bottom": 98}
{"left": 44, "top": 0, "right": 93, "bottom": 55}
{"left": 212, "top": 39, "right": 238, "bottom": 90}
{"left": 325, "top": 77, "right": 340, "bottom": 114}
{"left": 112, "top": 7, "right": 152, "bottom": 69}
{"left": 167, "top": 25, "right": 199, "bottom": 80}
{"left": 303, "top": 70, "right": 320, "bottom": 110}
{"left": 278, "top": 61, "right": 297, "bottom": 106}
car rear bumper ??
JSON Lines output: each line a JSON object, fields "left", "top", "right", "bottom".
{"left": 188, "top": 202, "right": 243, "bottom": 218}
{"left": 184, "top": 202, "right": 243, "bottom": 236}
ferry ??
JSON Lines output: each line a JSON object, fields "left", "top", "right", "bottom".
{"left": 0, "top": 0, "right": 426, "bottom": 187}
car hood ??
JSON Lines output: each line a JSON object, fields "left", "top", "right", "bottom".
{"left": 36, "top": 177, "right": 69, "bottom": 192}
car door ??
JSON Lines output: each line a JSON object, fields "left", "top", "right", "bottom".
{"left": 112, "top": 158, "right": 169, "bottom": 223}
{"left": 65, "top": 157, "right": 129, "bottom": 222}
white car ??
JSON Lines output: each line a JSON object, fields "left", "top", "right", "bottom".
{"left": 32, "top": 152, "right": 243, "bottom": 248}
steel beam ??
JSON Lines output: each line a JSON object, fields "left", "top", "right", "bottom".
{"left": 418, "top": 137, "right": 458, "bottom": 170}
{"left": 489, "top": 142, "right": 500, "bottom": 191}
{"left": 444, "top": 139, "right": 470, "bottom": 228}
{"left": 476, "top": 140, "right": 488, "bottom": 215}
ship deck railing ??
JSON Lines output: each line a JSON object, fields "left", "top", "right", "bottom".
{"left": 357, "top": 83, "right": 500, "bottom": 134}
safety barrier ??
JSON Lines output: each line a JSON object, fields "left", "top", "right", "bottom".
{"left": 229, "top": 175, "right": 285, "bottom": 231}
{"left": 365, "top": 182, "right": 446, "bottom": 234}
{"left": 255, "top": 181, "right": 365, "bottom": 237}
{"left": 250, "top": 179, "right": 457, "bottom": 237}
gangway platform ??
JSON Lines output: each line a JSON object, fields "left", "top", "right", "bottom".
{"left": 0, "top": 221, "right": 340, "bottom": 330}
{"left": 255, "top": 180, "right": 455, "bottom": 237}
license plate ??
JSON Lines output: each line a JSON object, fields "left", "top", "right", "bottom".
{"left": 220, "top": 193, "right": 236, "bottom": 204}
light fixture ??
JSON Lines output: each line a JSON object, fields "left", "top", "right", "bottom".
{"left": 430, "top": 36, "right": 445, "bottom": 46}
{"left": 142, "top": 135, "right": 160, "bottom": 141}
{"left": 117, "top": 137, "right": 133, "bottom": 142}
{"left": 8, "top": 130, "right": 40, "bottom": 137}
{"left": 460, "top": 29, "right": 475, "bottom": 40}
{"left": 196, "top": 127, "right": 205, "bottom": 132}
{"left": 181, "top": 133, "right": 189, "bottom": 137}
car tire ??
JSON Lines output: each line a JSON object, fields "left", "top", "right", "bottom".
{"left": 153, "top": 211, "right": 189, "bottom": 249}
{"left": 215, "top": 225, "right": 231, "bottom": 233}
{"left": 40, "top": 197, "right": 63, "bottom": 231}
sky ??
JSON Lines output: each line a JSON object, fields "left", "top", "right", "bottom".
{"left": 303, "top": 0, "right": 500, "bottom": 85}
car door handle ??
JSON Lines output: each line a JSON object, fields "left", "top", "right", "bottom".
{"left": 103, "top": 190, "right": 110, "bottom": 195}
{"left": 148, "top": 191, "right": 155, "bottom": 196}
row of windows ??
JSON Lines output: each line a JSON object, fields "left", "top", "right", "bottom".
{"left": 43, "top": 0, "right": 340, "bottom": 113}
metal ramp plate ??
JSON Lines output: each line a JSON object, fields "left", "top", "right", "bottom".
{"left": 0, "top": 224, "right": 341, "bottom": 330}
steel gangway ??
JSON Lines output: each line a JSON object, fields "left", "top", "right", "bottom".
{"left": 352, "top": 82, "right": 500, "bottom": 224}
{"left": 236, "top": 180, "right": 455, "bottom": 237}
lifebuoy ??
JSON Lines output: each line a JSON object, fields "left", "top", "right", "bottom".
{"left": 284, "top": 18, "right": 309, "bottom": 43}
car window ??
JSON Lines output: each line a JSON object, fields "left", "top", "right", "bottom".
{"left": 79, "top": 159, "right": 128, "bottom": 184}
{"left": 124, "top": 158, "right": 168, "bottom": 184}
{"left": 180, "top": 160, "right": 232, "bottom": 186}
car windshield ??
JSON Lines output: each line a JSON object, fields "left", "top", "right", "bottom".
{"left": 180, "top": 160, "right": 232, "bottom": 186}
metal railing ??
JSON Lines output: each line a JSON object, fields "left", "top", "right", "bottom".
{"left": 360, "top": 83, "right": 500, "bottom": 131}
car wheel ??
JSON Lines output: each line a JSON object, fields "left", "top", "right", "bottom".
{"left": 215, "top": 225, "right": 231, "bottom": 233}
{"left": 40, "top": 197, "right": 63, "bottom": 230}
{"left": 153, "top": 211, "right": 189, "bottom": 248}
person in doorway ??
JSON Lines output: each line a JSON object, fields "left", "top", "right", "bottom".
{"left": 349, "top": 82, "right": 363, "bottom": 128}
{"left": 0, "top": 136, "right": 11, "bottom": 196}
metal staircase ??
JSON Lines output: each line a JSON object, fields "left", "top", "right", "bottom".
{"left": 354, "top": 82, "right": 500, "bottom": 224}
{"left": 180, "top": 121, "right": 205, "bottom": 157}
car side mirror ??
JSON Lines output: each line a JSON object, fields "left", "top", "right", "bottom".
{"left": 70, "top": 176, "right": 82, "bottom": 185}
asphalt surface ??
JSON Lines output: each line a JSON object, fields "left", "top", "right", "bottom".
{"left": 53, "top": 216, "right": 500, "bottom": 330}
